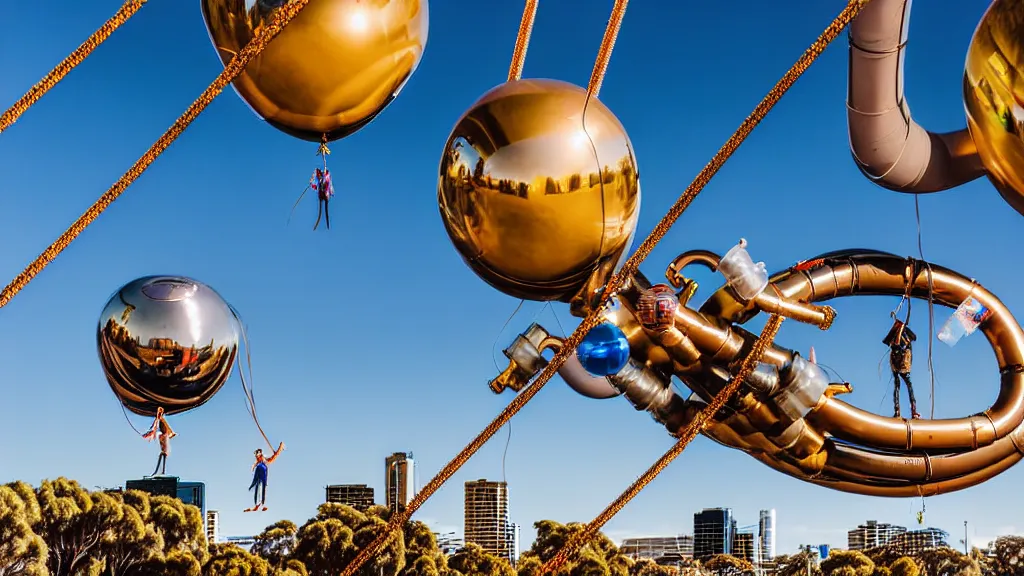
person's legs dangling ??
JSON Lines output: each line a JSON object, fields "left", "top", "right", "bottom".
{"left": 324, "top": 201, "right": 330, "bottom": 230}
{"left": 153, "top": 453, "right": 165, "bottom": 476}
{"left": 902, "top": 373, "right": 920, "bottom": 419}
{"left": 892, "top": 370, "right": 902, "bottom": 418}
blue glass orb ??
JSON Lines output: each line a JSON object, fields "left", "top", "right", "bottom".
{"left": 577, "top": 322, "right": 631, "bottom": 376}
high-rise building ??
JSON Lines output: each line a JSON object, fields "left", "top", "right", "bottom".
{"left": 693, "top": 508, "right": 734, "bottom": 560}
{"left": 619, "top": 536, "right": 695, "bottom": 561}
{"left": 177, "top": 481, "right": 206, "bottom": 518}
{"left": 848, "top": 520, "right": 907, "bottom": 550}
{"left": 206, "top": 510, "right": 220, "bottom": 544}
{"left": 326, "top": 484, "right": 375, "bottom": 511}
{"left": 464, "top": 479, "right": 515, "bottom": 564}
{"left": 385, "top": 452, "right": 415, "bottom": 513}
{"left": 733, "top": 533, "right": 755, "bottom": 563}
{"left": 759, "top": 509, "right": 777, "bottom": 562}
{"left": 508, "top": 522, "right": 521, "bottom": 566}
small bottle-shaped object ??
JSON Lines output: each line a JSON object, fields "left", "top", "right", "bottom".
{"left": 636, "top": 284, "right": 679, "bottom": 332}
{"left": 718, "top": 238, "right": 769, "bottom": 301}
{"left": 938, "top": 295, "right": 992, "bottom": 347}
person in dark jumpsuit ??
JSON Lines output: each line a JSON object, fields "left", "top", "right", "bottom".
{"left": 246, "top": 442, "right": 285, "bottom": 512}
{"left": 883, "top": 318, "right": 920, "bottom": 419}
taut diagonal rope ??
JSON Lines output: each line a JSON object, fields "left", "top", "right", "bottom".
{"left": 0, "top": 0, "right": 313, "bottom": 309}
{"left": 0, "top": 0, "right": 148, "bottom": 135}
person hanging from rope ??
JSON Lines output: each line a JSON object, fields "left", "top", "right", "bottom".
{"left": 289, "top": 167, "right": 335, "bottom": 231}
{"left": 142, "top": 406, "right": 176, "bottom": 476}
{"left": 883, "top": 316, "right": 920, "bottom": 419}
{"left": 245, "top": 442, "right": 285, "bottom": 512}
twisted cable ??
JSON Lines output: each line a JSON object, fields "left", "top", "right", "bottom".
{"left": 0, "top": 0, "right": 148, "bottom": 135}
{"left": 0, "top": 0, "right": 313, "bottom": 309}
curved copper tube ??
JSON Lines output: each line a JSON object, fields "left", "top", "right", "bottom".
{"left": 847, "top": 0, "right": 985, "bottom": 192}
{"left": 640, "top": 250, "right": 1024, "bottom": 496}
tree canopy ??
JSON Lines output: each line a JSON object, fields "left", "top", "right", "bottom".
{"left": 3, "top": 479, "right": 1023, "bottom": 576}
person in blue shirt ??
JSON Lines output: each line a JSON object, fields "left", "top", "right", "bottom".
{"left": 245, "top": 442, "right": 285, "bottom": 512}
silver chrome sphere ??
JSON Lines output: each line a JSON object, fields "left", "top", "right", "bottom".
{"left": 97, "top": 276, "right": 240, "bottom": 416}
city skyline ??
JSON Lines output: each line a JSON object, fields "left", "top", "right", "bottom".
{"left": 3, "top": 0, "right": 1023, "bottom": 558}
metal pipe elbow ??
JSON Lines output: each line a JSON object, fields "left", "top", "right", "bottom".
{"left": 558, "top": 352, "right": 622, "bottom": 399}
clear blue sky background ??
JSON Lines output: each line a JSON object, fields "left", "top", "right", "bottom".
{"left": 1, "top": 0, "right": 1019, "bottom": 556}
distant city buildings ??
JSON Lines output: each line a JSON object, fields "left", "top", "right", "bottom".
{"left": 434, "top": 532, "right": 464, "bottom": 556}
{"left": 206, "top": 510, "right": 219, "bottom": 544}
{"left": 385, "top": 452, "right": 415, "bottom": 513}
{"left": 733, "top": 532, "right": 755, "bottom": 563}
{"left": 178, "top": 481, "right": 206, "bottom": 518}
{"left": 124, "top": 476, "right": 205, "bottom": 518}
{"left": 326, "top": 484, "right": 375, "bottom": 511}
{"left": 464, "top": 479, "right": 517, "bottom": 565}
{"left": 619, "top": 535, "right": 694, "bottom": 563}
{"left": 848, "top": 520, "right": 907, "bottom": 550}
{"left": 693, "top": 508, "right": 735, "bottom": 560}
{"left": 224, "top": 535, "right": 256, "bottom": 550}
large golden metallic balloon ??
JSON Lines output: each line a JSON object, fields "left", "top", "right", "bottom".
{"left": 964, "top": 0, "right": 1024, "bottom": 214}
{"left": 200, "top": 0, "right": 429, "bottom": 142}
{"left": 438, "top": 79, "right": 641, "bottom": 303}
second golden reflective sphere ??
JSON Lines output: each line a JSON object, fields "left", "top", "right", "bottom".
{"left": 964, "top": 0, "right": 1024, "bottom": 215}
{"left": 200, "top": 0, "right": 428, "bottom": 142}
{"left": 438, "top": 79, "right": 641, "bottom": 302}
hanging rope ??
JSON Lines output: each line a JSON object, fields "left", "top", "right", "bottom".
{"left": 335, "top": 3, "right": 868, "bottom": 575}
{"left": 540, "top": 315, "right": 786, "bottom": 574}
{"left": 587, "top": 0, "right": 628, "bottom": 98}
{"left": 0, "top": 0, "right": 148, "bottom": 135}
{"left": 231, "top": 306, "right": 275, "bottom": 451}
{"left": 507, "top": 0, "right": 539, "bottom": 82}
{"left": 0, "top": 0, "right": 313, "bottom": 310}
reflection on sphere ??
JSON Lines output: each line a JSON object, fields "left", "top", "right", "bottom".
{"left": 438, "top": 79, "right": 641, "bottom": 302}
{"left": 200, "top": 0, "right": 429, "bottom": 142}
{"left": 964, "top": 0, "right": 1024, "bottom": 214}
{"left": 97, "top": 276, "right": 239, "bottom": 417}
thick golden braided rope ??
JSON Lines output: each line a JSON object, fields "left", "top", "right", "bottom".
{"left": 0, "top": 0, "right": 313, "bottom": 310}
{"left": 507, "top": 0, "right": 539, "bottom": 82}
{"left": 540, "top": 315, "right": 786, "bottom": 574}
{"left": 336, "top": 2, "right": 868, "bottom": 575}
{"left": 0, "top": 0, "right": 148, "bottom": 135}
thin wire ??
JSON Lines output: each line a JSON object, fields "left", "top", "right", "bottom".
{"left": 587, "top": 0, "right": 629, "bottom": 98}
{"left": 0, "top": 0, "right": 148, "bottom": 135}
{"left": 491, "top": 300, "right": 526, "bottom": 372}
{"left": 914, "top": 195, "right": 938, "bottom": 419}
{"left": 501, "top": 420, "right": 512, "bottom": 485}
{"left": 507, "top": 0, "right": 539, "bottom": 82}
{"left": 335, "top": 4, "right": 867, "bottom": 575}
{"left": 119, "top": 401, "right": 147, "bottom": 437}
{"left": 540, "top": 315, "right": 785, "bottom": 574}
{"left": 0, "top": 0, "right": 314, "bottom": 310}
{"left": 231, "top": 306, "right": 274, "bottom": 451}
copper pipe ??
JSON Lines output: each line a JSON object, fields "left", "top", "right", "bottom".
{"left": 847, "top": 0, "right": 985, "bottom": 192}
{"left": 638, "top": 249, "right": 1024, "bottom": 496}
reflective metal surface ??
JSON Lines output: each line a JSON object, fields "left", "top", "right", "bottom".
{"left": 438, "top": 79, "right": 641, "bottom": 303}
{"left": 965, "top": 0, "right": 1024, "bottom": 215}
{"left": 97, "top": 276, "right": 239, "bottom": 416}
{"left": 490, "top": 249, "right": 1024, "bottom": 496}
{"left": 846, "top": 0, "right": 984, "bottom": 195}
{"left": 200, "top": 0, "right": 429, "bottom": 142}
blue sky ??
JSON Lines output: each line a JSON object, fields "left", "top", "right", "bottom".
{"left": 1, "top": 0, "right": 1019, "bottom": 556}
